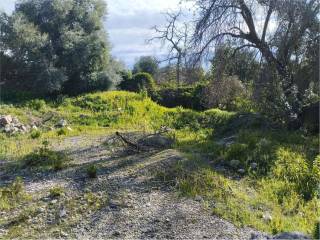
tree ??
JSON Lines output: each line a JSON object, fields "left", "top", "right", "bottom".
{"left": 191, "top": 0, "right": 319, "bottom": 123}
{"left": 132, "top": 56, "right": 159, "bottom": 77}
{"left": 0, "top": 0, "right": 116, "bottom": 96}
{"left": 149, "top": 11, "right": 190, "bottom": 86}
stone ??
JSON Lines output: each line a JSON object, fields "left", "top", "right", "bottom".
{"left": 112, "top": 231, "right": 121, "bottom": 237}
{"left": 56, "top": 119, "right": 68, "bottom": 128}
{"left": 51, "top": 199, "right": 58, "bottom": 204}
{"left": 229, "top": 159, "right": 241, "bottom": 168}
{"left": 273, "top": 232, "right": 311, "bottom": 239}
{"left": 250, "top": 162, "right": 258, "bottom": 169}
{"left": 217, "top": 135, "right": 236, "bottom": 146}
{"left": 138, "top": 134, "right": 174, "bottom": 148}
{"left": 59, "top": 208, "right": 67, "bottom": 218}
{"left": 195, "top": 195, "right": 204, "bottom": 202}
{"left": 262, "top": 212, "right": 272, "bottom": 222}
{"left": 0, "top": 115, "right": 12, "bottom": 126}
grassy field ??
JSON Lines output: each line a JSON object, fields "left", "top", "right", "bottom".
{"left": 0, "top": 91, "right": 319, "bottom": 236}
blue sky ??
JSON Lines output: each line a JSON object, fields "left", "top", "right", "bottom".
{"left": 0, "top": 0, "right": 191, "bottom": 68}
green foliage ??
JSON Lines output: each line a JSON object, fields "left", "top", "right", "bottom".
{"left": 49, "top": 187, "right": 65, "bottom": 198}
{"left": 314, "top": 220, "right": 320, "bottom": 240}
{"left": 30, "top": 130, "right": 41, "bottom": 139}
{"left": 273, "top": 150, "right": 320, "bottom": 200}
{"left": 1, "top": 0, "right": 116, "bottom": 95}
{"left": 133, "top": 56, "right": 159, "bottom": 76}
{"left": 119, "top": 72, "right": 156, "bottom": 94}
{"left": 0, "top": 177, "right": 29, "bottom": 210}
{"left": 56, "top": 128, "right": 67, "bottom": 136}
{"left": 22, "top": 141, "right": 69, "bottom": 171}
{"left": 153, "top": 84, "right": 207, "bottom": 110}
{"left": 25, "top": 99, "right": 46, "bottom": 111}
{"left": 87, "top": 164, "right": 98, "bottom": 178}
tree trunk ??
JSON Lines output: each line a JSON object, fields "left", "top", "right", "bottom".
{"left": 176, "top": 55, "right": 181, "bottom": 86}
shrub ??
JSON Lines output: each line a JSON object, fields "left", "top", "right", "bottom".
{"left": 119, "top": 72, "right": 156, "bottom": 93}
{"left": 154, "top": 84, "right": 207, "bottom": 110}
{"left": 57, "top": 128, "right": 67, "bottom": 136}
{"left": 87, "top": 164, "right": 98, "bottom": 178}
{"left": 204, "top": 76, "right": 247, "bottom": 110}
{"left": 26, "top": 99, "right": 46, "bottom": 111}
{"left": 23, "top": 141, "right": 69, "bottom": 171}
{"left": 30, "top": 130, "right": 41, "bottom": 139}
{"left": 273, "top": 149, "right": 320, "bottom": 200}
{"left": 0, "top": 177, "right": 29, "bottom": 210}
{"left": 314, "top": 220, "right": 320, "bottom": 240}
{"left": 49, "top": 187, "right": 64, "bottom": 198}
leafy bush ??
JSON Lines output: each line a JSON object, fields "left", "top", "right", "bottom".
{"left": 23, "top": 141, "right": 69, "bottom": 171}
{"left": 87, "top": 164, "right": 98, "bottom": 178}
{"left": 153, "top": 84, "right": 207, "bottom": 110}
{"left": 0, "top": 177, "right": 29, "bottom": 210}
{"left": 273, "top": 149, "right": 320, "bottom": 200}
{"left": 30, "top": 130, "right": 41, "bottom": 139}
{"left": 119, "top": 72, "right": 156, "bottom": 93}
{"left": 56, "top": 128, "right": 67, "bottom": 136}
{"left": 26, "top": 99, "right": 46, "bottom": 111}
{"left": 49, "top": 187, "right": 64, "bottom": 198}
{"left": 204, "top": 76, "right": 247, "bottom": 110}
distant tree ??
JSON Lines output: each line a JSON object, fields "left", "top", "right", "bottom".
{"left": 133, "top": 56, "right": 159, "bottom": 77}
{"left": 0, "top": 0, "right": 117, "bottom": 96}
{"left": 149, "top": 11, "right": 191, "bottom": 86}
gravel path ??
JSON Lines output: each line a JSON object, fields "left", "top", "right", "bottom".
{"left": 0, "top": 134, "right": 265, "bottom": 239}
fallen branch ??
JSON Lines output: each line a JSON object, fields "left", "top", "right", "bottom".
{"left": 115, "top": 132, "right": 141, "bottom": 152}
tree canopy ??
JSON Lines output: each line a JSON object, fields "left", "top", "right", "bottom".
{"left": 0, "top": 0, "right": 119, "bottom": 96}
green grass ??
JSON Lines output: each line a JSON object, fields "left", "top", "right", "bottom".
{"left": 0, "top": 90, "right": 319, "bottom": 236}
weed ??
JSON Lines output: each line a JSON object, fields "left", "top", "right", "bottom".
{"left": 0, "top": 177, "right": 30, "bottom": 210}
{"left": 57, "top": 128, "right": 67, "bottom": 136}
{"left": 22, "top": 141, "right": 69, "bottom": 171}
{"left": 49, "top": 187, "right": 65, "bottom": 198}
{"left": 26, "top": 99, "right": 46, "bottom": 111}
{"left": 86, "top": 164, "right": 98, "bottom": 178}
{"left": 30, "top": 130, "right": 41, "bottom": 139}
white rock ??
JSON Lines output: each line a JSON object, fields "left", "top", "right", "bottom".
{"left": 262, "top": 212, "right": 272, "bottom": 222}
{"left": 0, "top": 115, "right": 12, "bottom": 126}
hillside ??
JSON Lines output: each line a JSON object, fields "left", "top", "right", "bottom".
{"left": 0, "top": 91, "right": 319, "bottom": 239}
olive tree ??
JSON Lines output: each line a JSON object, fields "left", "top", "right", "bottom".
{"left": 191, "top": 0, "right": 319, "bottom": 123}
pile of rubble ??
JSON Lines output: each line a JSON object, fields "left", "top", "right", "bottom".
{"left": 0, "top": 115, "right": 32, "bottom": 134}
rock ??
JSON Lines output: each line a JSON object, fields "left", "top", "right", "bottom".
{"left": 51, "top": 199, "right": 58, "bottom": 204}
{"left": 112, "top": 231, "right": 121, "bottom": 237}
{"left": 59, "top": 208, "right": 67, "bottom": 218}
{"left": 56, "top": 119, "right": 68, "bottom": 128}
{"left": 38, "top": 207, "right": 46, "bottom": 213}
{"left": 262, "top": 212, "right": 272, "bottom": 222}
{"left": 217, "top": 135, "right": 236, "bottom": 146}
{"left": 250, "top": 232, "right": 271, "bottom": 240}
{"left": 273, "top": 232, "right": 311, "bottom": 239}
{"left": 138, "top": 134, "right": 173, "bottom": 148}
{"left": 195, "top": 195, "right": 204, "bottom": 202}
{"left": 229, "top": 159, "right": 241, "bottom": 168}
{"left": 250, "top": 162, "right": 258, "bottom": 169}
{"left": 237, "top": 169, "right": 245, "bottom": 174}
{"left": 60, "top": 231, "right": 68, "bottom": 237}
{"left": 0, "top": 115, "right": 12, "bottom": 126}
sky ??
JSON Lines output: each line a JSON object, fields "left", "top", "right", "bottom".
{"left": 0, "top": 0, "right": 191, "bottom": 68}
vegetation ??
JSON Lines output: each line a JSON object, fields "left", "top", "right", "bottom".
{"left": 0, "top": 0, "right": 318, "bottom": 238}
{"left": 0, "top": 0, "right": 122, "bottom": 96}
